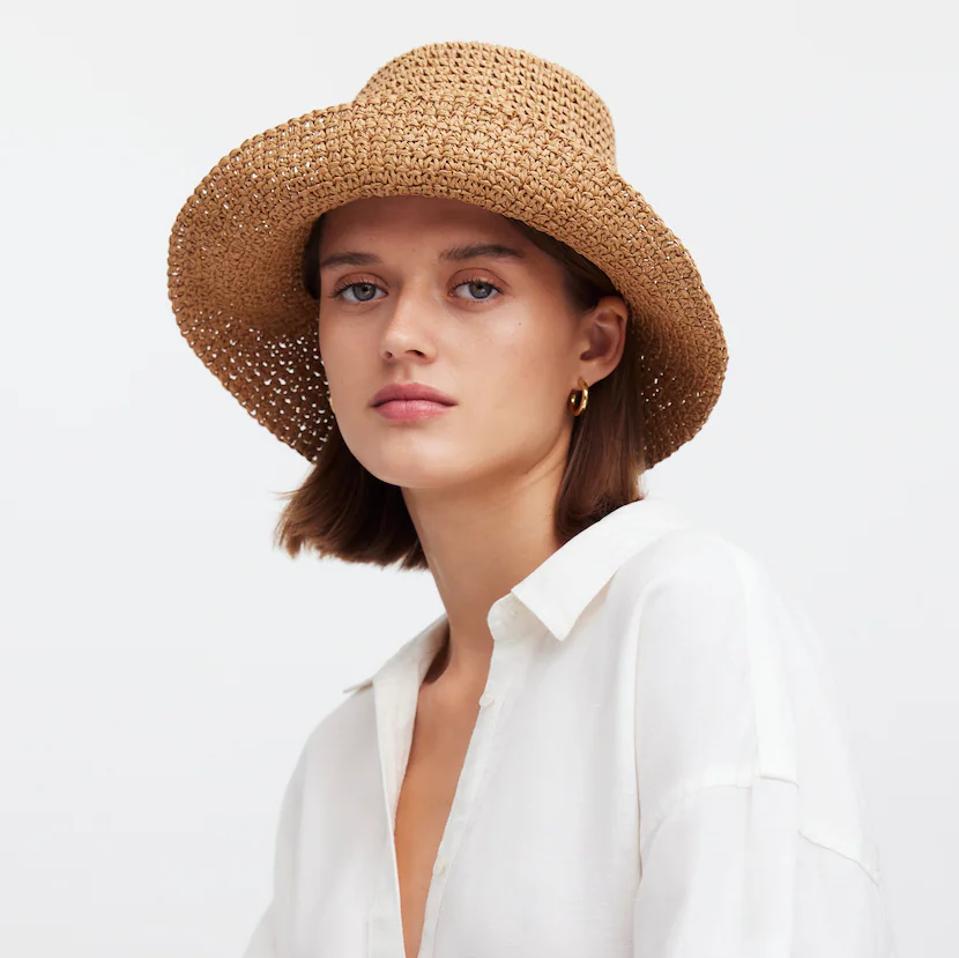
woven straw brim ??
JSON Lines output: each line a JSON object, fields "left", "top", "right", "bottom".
{"left": 167, "top": 91, "right": 727, "bottom": 468}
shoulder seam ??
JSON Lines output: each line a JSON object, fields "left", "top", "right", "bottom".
{"left": 639, "top": 775, "right": 881, "bottom": 888}
{"left": 797, "top": 827, "right": 882, "bottom": 888}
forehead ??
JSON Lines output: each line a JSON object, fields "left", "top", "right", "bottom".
{"left": 319, "top": 194, "right": 522, "bottom": 245}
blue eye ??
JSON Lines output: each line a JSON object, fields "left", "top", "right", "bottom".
{"left": 453, "top": 278, "right": 503, "bottom": 301}
{"left": 330, "top": 281, "right": 385, "bottom": 304}
{"left": 328, "top": 277, "right": 503, "bottom": 304}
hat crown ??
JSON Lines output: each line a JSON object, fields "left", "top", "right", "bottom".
{"left": 353, "top": 41, "right": 617, "bottom": 165}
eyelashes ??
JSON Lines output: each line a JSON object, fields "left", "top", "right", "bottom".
{"left": 329, "top": 276, "right": 503, "bottom": 305}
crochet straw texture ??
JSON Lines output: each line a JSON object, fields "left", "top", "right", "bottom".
{"left": 167, "top": 40, "right": 728, "bottom": 468}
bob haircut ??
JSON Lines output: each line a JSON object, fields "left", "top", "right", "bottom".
{"left": 273, "top": 207, "right": 649, "bottom": 570}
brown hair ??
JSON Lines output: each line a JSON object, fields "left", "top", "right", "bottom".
{"left": 273, "top": 209, "right": 648, "bottom": 569}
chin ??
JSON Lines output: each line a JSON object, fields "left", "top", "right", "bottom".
{"left": 369, "top": 455, "right": 470, "bottom": 490}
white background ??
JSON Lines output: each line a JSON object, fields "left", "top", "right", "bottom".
{"left": 2, "top": 1, "right": 955, "bottom": 954}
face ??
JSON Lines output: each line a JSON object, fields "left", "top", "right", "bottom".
{"left": 316, "top": 194, "right": 625, "bottom": 497}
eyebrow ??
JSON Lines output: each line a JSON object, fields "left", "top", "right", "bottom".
{"left": 317, "top": 242, "right": 527, "bottom": 271}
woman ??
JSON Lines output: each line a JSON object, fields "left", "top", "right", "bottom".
{"left": 167, "top": 41, "right": 897, "bottom": 958}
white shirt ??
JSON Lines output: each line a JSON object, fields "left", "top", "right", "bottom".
{"left": 242, "top": 495, "right": 897, "bottom": 957}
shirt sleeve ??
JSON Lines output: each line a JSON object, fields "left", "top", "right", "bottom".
{"left": 630, "top": 532, "right": 897, "bottom": 956}
{"left": 631, "top": 776, "right": 896, "bottom": 956}
{"left": 240, "top": 749, "right": 308, "bottom": 958}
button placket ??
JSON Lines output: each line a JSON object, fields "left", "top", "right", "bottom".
{"left": 415, "top": 603, "right": 533, "bottom": 957}
{"left": 416, "top": 698, "right": 505, "bottom": 957}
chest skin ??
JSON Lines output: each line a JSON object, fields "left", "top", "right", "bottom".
{"left": 393, "top": 659, "right": 488, "bottom": 958}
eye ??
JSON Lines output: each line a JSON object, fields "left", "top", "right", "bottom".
{"left": 453, "top": 277, "right": 503, "bottom": 302}
{"left": 329, "top": 276, "right": 503, "bottom": 305}
{"left": 329, "top": 281, "right": 385, "bottom": 304}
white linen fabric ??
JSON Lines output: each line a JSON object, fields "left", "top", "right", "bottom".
{"left": 242, "top": 495, "right": 897, "bottom": 957}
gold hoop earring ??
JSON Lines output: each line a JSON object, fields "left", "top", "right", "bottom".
{"left": 568, "top": 376, "right": 589, "bottom": 417}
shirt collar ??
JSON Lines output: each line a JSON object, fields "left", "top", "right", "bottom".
{"left": 510, "top": 494, "right": 691, "bottom": 642}
{"left": 342, "top": 495, "right": 691, "bottom": 693}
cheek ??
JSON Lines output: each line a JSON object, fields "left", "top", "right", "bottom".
{"left": 319, "top": 323, "right": 373, "bottom": 389}
{"left": 460, "top": 336, "right": 570, "bottom": 436}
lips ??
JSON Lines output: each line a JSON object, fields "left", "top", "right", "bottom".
{"left": 370, "top": 382, "right": 457, "bottom": 407}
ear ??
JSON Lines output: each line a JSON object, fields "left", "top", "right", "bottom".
{"left": 575, "top": 294, "right": 629, "bottom": 382}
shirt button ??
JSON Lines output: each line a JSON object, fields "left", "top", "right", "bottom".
{"left": 478, "top": 691, "right": 495, "bottom": 708}
{"left": 433, "top": 858, "right": 447, "bottom": 875}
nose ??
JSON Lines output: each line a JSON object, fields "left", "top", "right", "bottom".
{"left": 378, "top": 281, "right": 438, "bottom": 360}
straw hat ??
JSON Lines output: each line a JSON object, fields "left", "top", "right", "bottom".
{"left": 166, "top": 40, "right": 727, "bottom": 468}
